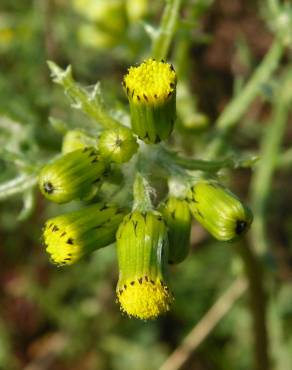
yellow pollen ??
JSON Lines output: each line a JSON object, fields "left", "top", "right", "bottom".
{"left": 124, "top": 59, "right": 176, "bottom": 105}
{"left": 117, "top": 278, "right": 173, "bottom": 320}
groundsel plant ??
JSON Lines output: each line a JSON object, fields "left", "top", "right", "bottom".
{"left": 1, "top": 0, "right": 291, "bottom": 321}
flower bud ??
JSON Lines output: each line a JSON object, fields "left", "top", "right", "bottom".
{"left": 62, "top": 130, "right": 97, "bottom": 154}
{"left": 43, "top": 203, "right": 126, "bottom": 266}
{"left": 38, "top": 147, "right": 106, "bottom": 203}
{"left": 187, "top": 180, "right": 253, "bottom": 241}
{"left": 116, "top": 211, "right": 173, "bottom": 320}
{"left": 98, "top": 127, "right": 138, "bottom": 163}
{"left": 123, "top": 59, "right": 177, "bottom": 144}
{"left": 160, "top": 197, "right": 191, "bottom": 264}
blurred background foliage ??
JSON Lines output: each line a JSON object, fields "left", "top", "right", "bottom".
{"left": 0, "top": 0, "right": 292, "bottom": 369}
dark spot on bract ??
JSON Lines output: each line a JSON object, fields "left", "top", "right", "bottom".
{"left": 130, "top": 281, "right": 135, "bottom": 286}
{"left": 52, "top": 225, "right": 59, "bottom": 232}
{"left": 44, "top": 182, "right": 54, "bottom": 194}
{"left": 154, "top": 136, "right": 161, "bottom": 144}
{"left": 67, "top": 238, "right": 74, "bottom": 245}
{"left": 235, "top": 220, "right": 247, "bottom": 235}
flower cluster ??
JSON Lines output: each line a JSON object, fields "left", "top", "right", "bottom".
{"left": 39, "top": 59, "right": 253, "bottom": 320}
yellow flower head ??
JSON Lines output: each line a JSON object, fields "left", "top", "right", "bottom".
{"left": 43, "top": 203, "right": 126, "bottom": 266}
{"left": 117, "top": 276, "right": 172, "bottom": 320}
{"left": 123, "top": 58, "right": 176, "bottom": 105}
{"left": 123, "top": 59, "right": 177, "bottom": 144}
{"left": 116, "top": 211, "right": 173, "bottom": 320}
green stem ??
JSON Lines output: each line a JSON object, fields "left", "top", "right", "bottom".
{"left": 236, "top": 241, "right": 270, "bottom": 370}
{"left": 133, "top": 173, "right": 153, "bottom": 213}
{"left": 208, "top": 39, "right": 284, "bottom": 157}
{"left": 161, "top": 147, "right": 258, "bottom": 173}
{"left": 173, "top": 154, "right": 258, "bottom": 172}
{"left": 250, "top": 71, "right": 292, "bottom": 254}
{"left": 0, "top": 175, "right": 37, "bottom": 201}
{"left": 152, "top": 0, "right": 183, "bottom": 60}
{"left": 47, "top": 61, "right": 122, "bottom": 130}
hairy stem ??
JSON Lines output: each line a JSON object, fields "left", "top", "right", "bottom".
{"left": 0, "top": 175, "right": 37, "bottom": 201}
{"left": 47, "top": 61, "right": 122, "bottom": 130}
{"left": 133, "top": 173, "right": 153, "bottom": 212}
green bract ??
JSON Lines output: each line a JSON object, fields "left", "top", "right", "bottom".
{"left": 160, "top": 197, "right": 191, "bottom": 264}
{"left": 43, "top": 203, "right": 126, "bottom": 266}
{"left": 62, "top": 130, "right": 97, "bottom": 154}
{"left": 187, "top": 180, "right": 253, "bottom": 241}
{"left": 98, "top": 127, "right": 138, "bottom": 163}
{"left": 38, "top": 147, "right": 106, "bottom": 203}
{"left": 116, "top": 210, "right": 173, "bottom": 320}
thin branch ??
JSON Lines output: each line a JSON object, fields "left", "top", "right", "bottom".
{"left": 208, "top": 39, "right": 284, "bottom": 157}
{"left": 0, "top": 175, "right": 37, "bottom": 201}
{"left": 236, "top": 241, "right": 270, "bottom": 370}
{"left": 159, "top": 277, "right": 247, "bottom": 370}
{"left": 152, "top": 0, "right": 183, "bottom": 60}
{"left": 250, "top": 69, "right": 292, "bottom": 254}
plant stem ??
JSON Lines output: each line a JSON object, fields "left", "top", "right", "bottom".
{"left": 173, "top": 154, "right": 258, "bottom": 172}
{"left": 161, "top": 146, "right": 258, "bottom": 173}
{"left": 133, "top": 173, "right": 153, "bottom": 212}
{"left": 152, "top": 0, "right": 183, "bottom": 60}
{"left": 250, "top": 70, "right": 292, "bottom": 254}
{"left": 236, "top": 241, "right": 270, "bottom": 370}
{"left": 208, "top": 39, "right": 284, "bottom": 157}
{"left": 47, "top": 61, "right": 122, "bottom": 130}
{"left": 0, "top": 175, "right": 37, "bottom": 201}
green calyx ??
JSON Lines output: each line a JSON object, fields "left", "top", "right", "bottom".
{"left": 98, "top": 127, "right": 138, "bottom": 163}
{"left": 129, "top": 96, "right": 176, "bottom": 143}
{"left": 187, "top": 180, "right": 253, "bottom": 241}
{"left": 43, "top": 202, "right": 127, "bottom": 266}
{"left": 38, "top": 147, "right": 106, "bottom": 203}
{"left": 62, "top": 129, "right": 97, "bottom": 154}
{"left": 160, "top": 197, "right": 191, "bottom": 264}
{"left": 116, "top": 210, "right": 173, "bottom": 319}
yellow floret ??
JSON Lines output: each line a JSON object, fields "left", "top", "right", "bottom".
{"left": 117, "top": 277, "right": 173, "bottom": 320}
{"left": 123, "top": 59, "right": 176, "bottom": 105}
{"left": 43, "top": 221, "right": 82, "bottom": 266}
